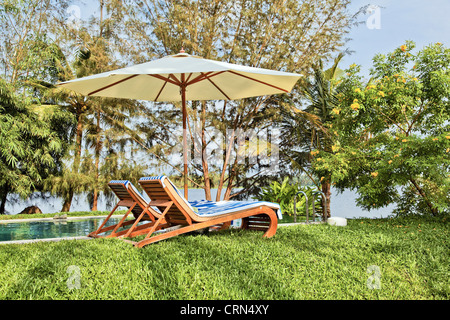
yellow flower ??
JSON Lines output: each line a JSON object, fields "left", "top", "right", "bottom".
{"left": 432, "top": 138, "right": 438, "bottom": 141}
{"left": 320, "top": 176, "right": 325, "bottom": 182}
{"left": 332, "top": 145, "right": 339, "bottom": 152}
{"left": 394, "top": 154, "right": 400, "bottom": 158}
{"left": 388, "top": 160, "right": 393, "bottom": 164}
{"left": 331, "top": 108, "right": 340, "bottom": 115}
{"left": 447, "top": 148, "right": 450, "bottom": 153}
{"left": 378, "top": 91, "right": 385, "bottom": 97}
{"left": 351, "top": 103, "right": 360, "bottom": 111}
{"left": 437, "top": 42, "right": 442, "bottom": 46}
{"left": 366, "top": 85, "right": 376, "bottom": 90}
{"left": 353, "top": 99, "right": 358, "bottom": 103}
{"left": 402, "top": 139, "right": 407, "bottom": 142}
{"left": 316, "top": 158, "right": 322, "bottom": 162}
{"left": 446, "top": 136, "right": 450, "bottom": 139}
{"left": 400, "top": 45, "right": 407, "bottom": 52}
{"left": 354, "top": 88, "right": 361, "bottom": 93}
{"left": 412, "top": 77, "right": 418, "bottom": 82}
{"left": 402, "top": 78, "right": 406, "bottom": 83}
{"left": 310, "top": 150, "right": 319, "bottom": 156}
{"left": 371, "top": 172, "right": 379, "bottom": 177}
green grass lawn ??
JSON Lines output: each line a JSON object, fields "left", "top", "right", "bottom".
{"left": 0, "top": 215, "right": 448, "bottom": 300}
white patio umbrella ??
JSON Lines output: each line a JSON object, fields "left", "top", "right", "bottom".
{"left": 58, "top": 49, "right": 301, "bottom": 199}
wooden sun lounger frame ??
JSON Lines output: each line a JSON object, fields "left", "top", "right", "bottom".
{"left": 89, "top": 177, "right": 278, "bottom": 248}
{"left": 88, "top": 180, "right": 167, "bottom": 240}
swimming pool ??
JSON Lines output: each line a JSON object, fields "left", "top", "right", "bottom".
{"left": 0, "top": 217, "right": 127, "bottom": 243}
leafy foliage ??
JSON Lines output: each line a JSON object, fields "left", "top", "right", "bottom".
{"left": 0, "top": 77, "right": 65, "bottom": 213}
{"left": 256, "top": 177, "right": 319, "bottom": 216}
{"left": 314, "top": 42, "right": 450, "bottom": 216}
{"left": 280, "top": 53, "right": 345, "bottom": 216}
{"left": 115, "top": 0, "right": 354, "bottom": 200}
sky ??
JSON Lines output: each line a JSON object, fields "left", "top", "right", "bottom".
{"left": 340, "top": 0, "right": 450, "bottom": 75}
{"left": 74, "top": 0, "right": 449, "bottom": 76}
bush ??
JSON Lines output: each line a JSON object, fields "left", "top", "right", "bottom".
{"left": 255, "top": 177, "right": 320, "bottom": 216}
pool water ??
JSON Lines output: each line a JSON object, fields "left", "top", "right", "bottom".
{"left": 0, "top": 217, "right": 127, "bottom": 242}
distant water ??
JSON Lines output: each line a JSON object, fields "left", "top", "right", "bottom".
{"left": 4, "top": 187, "right": 395, "bottom": 219}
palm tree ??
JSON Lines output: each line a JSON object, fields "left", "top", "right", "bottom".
{"left": 30, "top": 35, "right": 144, "bottom": 212}
{"left": 281, "top": 53, "right": 345, "bottom": 218}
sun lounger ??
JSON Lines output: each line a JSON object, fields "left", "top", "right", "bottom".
{"left": 88, "top": 180, "right": 165, "bottom": 239}
{"left": 97, "top": 175, "right": 281, "bottom": 248}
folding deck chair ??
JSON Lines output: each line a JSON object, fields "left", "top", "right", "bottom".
{"left": 89, "top": 175, "right": 282, "bottom": 248}
{"left": 88, "top": 180, "right": 165, "bottom": 239}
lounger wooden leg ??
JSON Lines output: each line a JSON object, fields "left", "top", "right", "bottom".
{"left": 140, "top": 206, "right": 156, "bottom": 223}
{"left": 262, "top": 208, "right": 278, "bottom": 238}
{"left": 107, "top": 205, "right": 135, "bottom": 238}
{"left": 217, "top": 221, "right": 231, "bottom": 231}
{"left": 135, "top": 222, "right": 208, "bottom": 248}
{"left": 122, "top": 208, "right": 147, "bottom": 238}
{"left": 135, "top": 208, "right": 277, "bottom": 248}
{"left": 143, "top": 203, "right": 172, "bottom": 240}
{"left": 89, "top": 203, "right": 119, "bottom": 237}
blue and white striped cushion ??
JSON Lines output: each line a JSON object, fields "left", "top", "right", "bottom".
{"left": 188, "top": 200, "right": 282, "bottom": 219}
{"left": 139, "top": 176, "right": 196, "bottom": 212}
{"left": 139, "top": 176, "right": 282, "bottom": 219}
{"left": 109, "top": 180, "right": 147, "bottom": 203}
{"left": 109, "top": 180, "right": 130, "bottom": 185}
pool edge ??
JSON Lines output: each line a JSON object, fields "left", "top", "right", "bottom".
{"left": 0, "top": 215, "right": 116, "bottom": 224}
{"left": 0, "top": 236, "right": 93, "bottom": 245}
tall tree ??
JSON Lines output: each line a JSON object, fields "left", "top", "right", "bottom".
{"left": 114, "top": 0, "right": 354, "bottom": 200}
{"left": 0, "top": 0, "right": 71, "bottom": 86}
{"left": 280, "top": 53, "right": 345, "bottom": 217}
{"left": 315, "top": 42, "right": 450, "bottom": 216}
{"left": 0, "top": 77, "right": 66, "bottom": 214}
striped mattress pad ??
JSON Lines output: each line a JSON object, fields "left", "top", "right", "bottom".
{"left": 139, "top": 176, "right": 282, "bottom": 219}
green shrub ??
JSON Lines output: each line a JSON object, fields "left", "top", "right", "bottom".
{"left": 255, "top": 177, "right": 320, "bottom": 216}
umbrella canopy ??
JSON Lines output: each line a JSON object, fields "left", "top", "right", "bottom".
{"left": 58, "top": 49, "right": 302, "bottom": 198}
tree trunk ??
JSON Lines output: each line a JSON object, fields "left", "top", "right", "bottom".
{"left": 61, "top": 189, "right": 73, "bottom": 212}
{"left": 321, "top": 179, "right": 331, "bottom": 218}
{"left": 0, "top": 184, "right": 9, "bottom": 214}
{"left": 409, "top": 178, "right": 438, "bottom": 216}
{"left": 92, "top": 110, "right": 101, "bottom": 211}
{"left": 92, "top": 0, "right": 104, "bottom": 212}
{"left": 92, "top": 189, "right": 98, "bottom": 212}
{"left": 74, "top": 108, "right": 83, "bottom": 172}
{"left": 61, "top": 106, "right": 83, "bottom": 212}
{"left": 216, "top": 117, "right": 239, "bottom": 201}
{"left": 216, "top": 131, "right": 234, "bottom": 201}
{"left": 201, "top": 101, "right": 211, "bottom": 201}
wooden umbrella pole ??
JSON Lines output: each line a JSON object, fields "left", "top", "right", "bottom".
{"left": 181, "top": 74, "right": 188, "bottom": 199}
